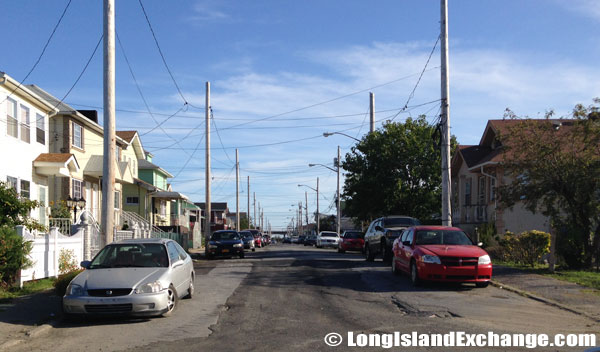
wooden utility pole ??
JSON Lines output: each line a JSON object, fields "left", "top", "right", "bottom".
{"left": 101, "top": 0, "right": 116, "bottom": 245}
{"left": 441, "top": 0, "right": 452, "bottom": 226}
{"left": 205, "top": 82, "right": 211, "bottom": 249}
{"left": 247, "top": 176, "right": 250, "bottom": 230}
{"left": 336, "top": 146, "right": 341, "bottom": 234}
{"left": 235, "top": 148, "right": 240, "bottom": 231}
{"left": 316, "top": 177, "right": 320, "bottom": 235}
{"left": 253, "top": 192, "right": 256, "bottom": 229}
{"left": 369, "top": 92, "right": 375, "bottom": 133}
{"left": 305, "top": 191, "right": 309, "bottom": 227}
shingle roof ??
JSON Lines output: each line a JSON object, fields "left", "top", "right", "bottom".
{"left": 116, "top": 131, "right": 137, "bottom": 143}
{"left": 25, "top": 85, "right": 76, "bottom": 113}
{"left": 138, "top": 159, "right": 174, "bottom": 177}
{"left": 195, "top": 202, "right": 228, "bottom": 211}
{"left": 34, "top": 153, "right": 75, "bottom": 163}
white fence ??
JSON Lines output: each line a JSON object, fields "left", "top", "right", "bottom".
{"left": 17, "top": 226, "right": 84, "bottom": 288}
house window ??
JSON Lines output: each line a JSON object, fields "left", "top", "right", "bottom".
{"left": 464, "top": 178, "right": 472, "bottom": 206}
{"left": 72, "top": 122, "right": 83, "bottom": 149}
{"left": 160, "top": 200, "right": 166, "bottom": 217}
{"left": 490, "top": 178, "right": 496, "bottom": 201}
{"left": 20, "top": 180, "right": 30, "bottom": 199}
{"left": 36, "top": 113, "right": 45, "bottom": 145}
{"left": 72, "top": 179, "right": 83, "bottom": 199}
{"left": 6, "top": 98, "right": 18, "bottom": 138}
{"left": 20, "top": 105, "right": 30, "bottom": 143}
{"left": 126, "top": 197, "right": 139, "bottom": 205}
{"left": 6, "top": 176, "right": 17, "bottom": 191}
{"left": 114, "top": 191, "right": 121, "bottom": 209}
{"left": 478, "top": 177, "right": 486, "bottom": 205}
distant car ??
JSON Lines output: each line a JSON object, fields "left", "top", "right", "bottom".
{"left": 207, "top": 230, "right": 245, "bottom": 259}
{"left": 239, "top": 230, "right": 256, "bottom": 252}
{"left": 291, "top": 236, "right": 299, "bottom": 244}
{"left": 338, "top": 230, "right": 365, "bottom": 253}
{"left": 243, "top": 229, "right": 263, "bottom": 248}
{"left": 391, "top": 226, "right": 492, "bottom": 287}
{"left": 364, "top": 216, "right": 421, "bottom": 262}
{"left": 298, "top": 235, "right": 306, "bottom": 244}
{"left": 316, "top": 231, "right": 340, "bottom": 248}
{"left": 62, "top": 238, "right": 194, "bottom": 318}
{"left": 304, "top": 235, "right": 317, "bottom": 246}
{"left": 282, "top": 237, "right": 292, "bottom": 244}
{"left": 263, "top": 235, "right": 271, "bottom": 245}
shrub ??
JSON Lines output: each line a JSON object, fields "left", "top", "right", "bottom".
{"left": 58, "top": 248, "right": 79, "bottom": 275}
{"left": 475, "top": 222, "right": 496, "bottom": 248}
{"left": 499, "top": 230, "right": 551, "bottom": 267}
{"left": 0, "top": 226, "right": 33, "bottom": 287}
{"left": 54, "top": 269, "right": 84, "bottom": 297}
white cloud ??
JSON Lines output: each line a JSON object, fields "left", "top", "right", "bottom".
{"left": 556, "top": 0, "right": 600, "bottom": 21}
{"left": 190, "top": 0, "right": 231, "bottom": 21}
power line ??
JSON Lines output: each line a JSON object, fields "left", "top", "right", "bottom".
{"left": 0, "top": 0, "right": 73, "bottom": 106}
{"left": 211, "top": 108, "right": 234, "bottom": 163}
{"left": 138, "top": 0, "right": 187, "bottom": 104}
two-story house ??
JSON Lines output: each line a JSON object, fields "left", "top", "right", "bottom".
{"left": 451, "top": 119, "right": 552, "bottom": 236}
{"left": 195, "top": 202, "right": 230, "bottom": 232}
{"left": 0, "top": 72, "right": 66, "bottom": 228}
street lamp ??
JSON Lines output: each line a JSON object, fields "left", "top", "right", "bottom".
{"left": 308, "top": 146, "right": 341, "bottom": 235}
{"left": 298, "top": 178, "right": 320, "bottom": 235}
{"left": 66, "top": 196, "right": 86, "bottom": 222}
{"left": 323, "top": 131, "right": 360, "bottom": 142}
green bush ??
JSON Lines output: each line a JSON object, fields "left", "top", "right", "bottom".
{"left": 475, "top": 222, "right": 496, "bottom": 248}
{"left": 58, "top": 249, "right": 79, "bottom": 275}
{"left": 0, "top": 226, "right": 33, "bottom": 287}
{"left": 54, "top": 269, "right": 84, "bottom": 296}
{"left": 499, "top": 230, "right": 551, "bottom": 267}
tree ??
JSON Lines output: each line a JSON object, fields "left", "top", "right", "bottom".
{"left": 0, "top": 181, "right": 44, "bottom": 231}
{"left": 239, "top": 215, "right": 249, "bottom": 230}
{"left": 341, "top": 116, "right": 457, "bottom": 223}
{"left": 497, "top": 100, "right": 600, "bottom": 268}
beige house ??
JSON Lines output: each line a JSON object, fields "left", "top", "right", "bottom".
{"left": 27, "top": 85, "right": 134, "bottom": 228}
{"left": 451, "top": 119, "right": 552, "bottom": 236}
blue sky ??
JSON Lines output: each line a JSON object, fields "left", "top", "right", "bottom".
{"left": 3, "top": 0, "right": 600, "bottom": 230}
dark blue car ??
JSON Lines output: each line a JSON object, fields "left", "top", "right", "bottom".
{"left": 207, "top": 230, "right": 245, "bottom": 259}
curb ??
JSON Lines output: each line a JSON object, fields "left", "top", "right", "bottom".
{"left": 0, "top": 319, "right": 61, "bottom": 351}
{"left": 490, "top": 279, "right": 600, "bottom": 323}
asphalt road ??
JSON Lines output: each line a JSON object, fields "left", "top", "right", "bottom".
{"left": 12, "top": 244, "right": 599, "bottom": 352}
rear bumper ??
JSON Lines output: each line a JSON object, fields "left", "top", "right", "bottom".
{"left": 418, "top": 262, "right": 493, "bottom": 283}
{"left": 340, "top": 242, "right": 363, "bottom": 251}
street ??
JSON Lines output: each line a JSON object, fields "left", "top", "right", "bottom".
{"left": 12, "top": 244, "right": 599, "bottom": 352}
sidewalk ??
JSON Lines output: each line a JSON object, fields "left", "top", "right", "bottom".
{"left": 492, "top": 265, "right": 600, "bottom": 322}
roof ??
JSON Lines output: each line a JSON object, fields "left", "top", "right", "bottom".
{"left": 152, "top": 191, "right": 189, "bottom": 200}
{"left": 116, "top": 130, "right": 138, "bottom": 143}
{"left": 138, "top": 159, "right": 174, "bottom": 178}
{"left": 34, "top": 153, "right": 75, "bottom": 163}
{"left": 195, "top": 202, "right": 228, "bottom": 211}
{"left": 26, "top": 84, "right": 77, "bottom": 114}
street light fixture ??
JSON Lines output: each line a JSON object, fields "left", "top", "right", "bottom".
{"left": 308, "top": 146, "right": 341, "bottom": 235}
{"left": 323, "top": 131, "right": 360, "bottom": 142}
{"left": 298, "top": 179, "right": 320, "bottom": 235}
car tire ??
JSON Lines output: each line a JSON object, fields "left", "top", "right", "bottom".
{"left": 410, "top": 261, "right": 421, "bottom": 286}
{"left": 382, "top": 244, "right": 392, "bottom": 263}
{"left": 365, "top": 244, "right": 375, "bottom": 262}
{"left": 476, "top": 282, "right": 489, "bottom": 288}
{"left": 252, "top": 247, "right": 255, "bottom": 252}
{"left": 338, "top": 248, "right": 345, "bottom": 253}
{"left": 206, "top": 253, "right": 214, "bottom": 260}
{"left": 184, "top": 274, "right": 194, "bottom": 299}
{"left": 163, "top": 285, "right": 178, "bottom": 316}
{"left": 392, "top": 257, "right": 401, "bottom": 276}
{"left": 239, "top": 252, "right": 245, "bottom": 259}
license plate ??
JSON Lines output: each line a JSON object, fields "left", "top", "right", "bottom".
{"left": 222, "top": 249, "right": 229, "bottom": 253}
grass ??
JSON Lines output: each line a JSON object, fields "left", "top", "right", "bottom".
{"left": 495, "top": 260, "right": 600, "bottom": 291}
{"left": 0, "top": 278, "right": 56, "bottom": 302}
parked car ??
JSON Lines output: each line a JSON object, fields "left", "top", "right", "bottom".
{"left": 338, "top": 230, "right": 365, "bottom": 253}
{"left": 282, "top": 237, "right": 292, "bottom": 244}
{"left": 263, "top": 234, "right": 271, "bottom": 245}
{"left": 298, "top": 235, "right": 307, "bottom": 244}
{"left": 62, "top": 238, "right": 194, "bottom": 318}
{"left": 363, "top": 216, "right": 421, "bottom": 262}
{"left": 291, "top": 236, "right": 299, "bottom": 244}
{"left": 207, "top": 230, "right": 245, "bottom": 259}
{"left": 239, "top": 230, "right": 256, "bottom": 252}
{"left": 316, "top": 231, "right": 340, "bottom": 248}
{"left": 391, "top": 226, "right": 492, "bottom": 287}
{"left": 243, "top": 229, "right": 263, "bottom": 248}
{"left": 304, "top": 235, "right": 317, "bottom": 246}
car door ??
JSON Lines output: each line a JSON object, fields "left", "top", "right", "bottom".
{"left": 167, "top": 242, "right": 187, "bottom": 296}
{"left": 364, "top": 219, "right": 378, "bottom": 252}
{"left": 372, "top": 219, "right": 384, "bottom": 254}
{"left": 398, "top": 229, "right": 414, "bottom": 272}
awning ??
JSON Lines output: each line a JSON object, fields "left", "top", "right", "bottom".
{"left": 151, "top": 191, "right": 189, "bottom": 201}
{"left": 34, "top": 153, "right": 79, "bottom": 177}
{"left": 83, "top": 155, "right": 133, "bottom": 184}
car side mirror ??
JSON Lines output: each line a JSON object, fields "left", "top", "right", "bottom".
{"left": 477, "top": 242, "right": 483, "bottom": 247}
{"left": 80, "top": 260, "right": 91, "bottom": 269}
{"left": 375, "top": 225, "right": 383, "bottom": 232}
{"left": 402, "top": 241, "right": 411, "bottom": 246}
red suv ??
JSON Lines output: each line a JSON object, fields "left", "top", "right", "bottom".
{"left": 338, "top": 230, "right": 365, "bottom": 253}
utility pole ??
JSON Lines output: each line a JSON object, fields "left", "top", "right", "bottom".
{"left": 336, "top": 145, "right": 341, "bottom": 235}
{"left": 369, "top": 92, "right": 375, "bottom": 133}
{"left": 299, "top": 201, "right": 303, "bottom": 235}
{"left": 205, "top": 82, "right": 211, "bottom": 250}
{"left": 305, "top": 191, "right": 309, "bottom": 227}
{"left": 101, "top": 0, "right": 116, "bottom": 246}
{"left": 253, "top": 192, "right": 256, "bottom": 229}
{"left": 235, "top": 148, "right": 240, "bottom": 231}
{"left": 247, "top": 176, "right": 250, "bottom": 230}
{"left": 316, "top": 177, "right": 320, "bottom": 235}
{"left": 441, "top": 0, "right": 452, "bottom": 226}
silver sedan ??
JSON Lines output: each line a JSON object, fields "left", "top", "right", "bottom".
{"left": 63, "top": 238, "right": 194, "bottom": 318}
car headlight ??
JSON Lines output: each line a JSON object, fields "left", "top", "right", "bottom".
{"left": 421, "top": 255, "right": 441, "bottom": 264}
{"left": 233, "top": 243, "right": 243, "bottom": 248}
{"left": 208, "top": 244, "right": 218, "bottom": 249}
{"left": 135, "top": 280, "right": 163, "bottom": 294}
{"left": 478, "top": 255, "right": 491, "bottom": 265}
{"left": 66, "top": 283, "right": 84, "bottom": 296}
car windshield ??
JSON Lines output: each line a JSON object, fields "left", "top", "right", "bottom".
{"left": 211, "top": 232, "right": 240, "bottom": 241}
{"left": 89, "top": 243, "right": 169, "bottom": 269}
{"left": 384, "top": 217, "right": 420, "bottom": 227}
{"left": 321, "top": 232, "right": 338, "bottom": 237}
{"left": 344, "top": 232, "right": 364, "bottom": 239}
{"left": 414, "top": 230, "right": 473, "bottom": 246}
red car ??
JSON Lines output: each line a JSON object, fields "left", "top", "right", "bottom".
{"left": 392, "top": 226, "right": 492, "bottom": 287}
{"left": 338, "top": 230, "right": 365, "bottom": 253}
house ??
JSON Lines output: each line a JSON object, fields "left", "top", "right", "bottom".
{"left": 0, "top": 72, "right": 63, "bottom": 228}
{"left": 225, "top": 211, "right": 247, "bottom": 230}
{"left": 451, "top": 119, "right": 553, "bottom": 236}
{"left": 195, "top": 202, "right": 230, "bottom": 231}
